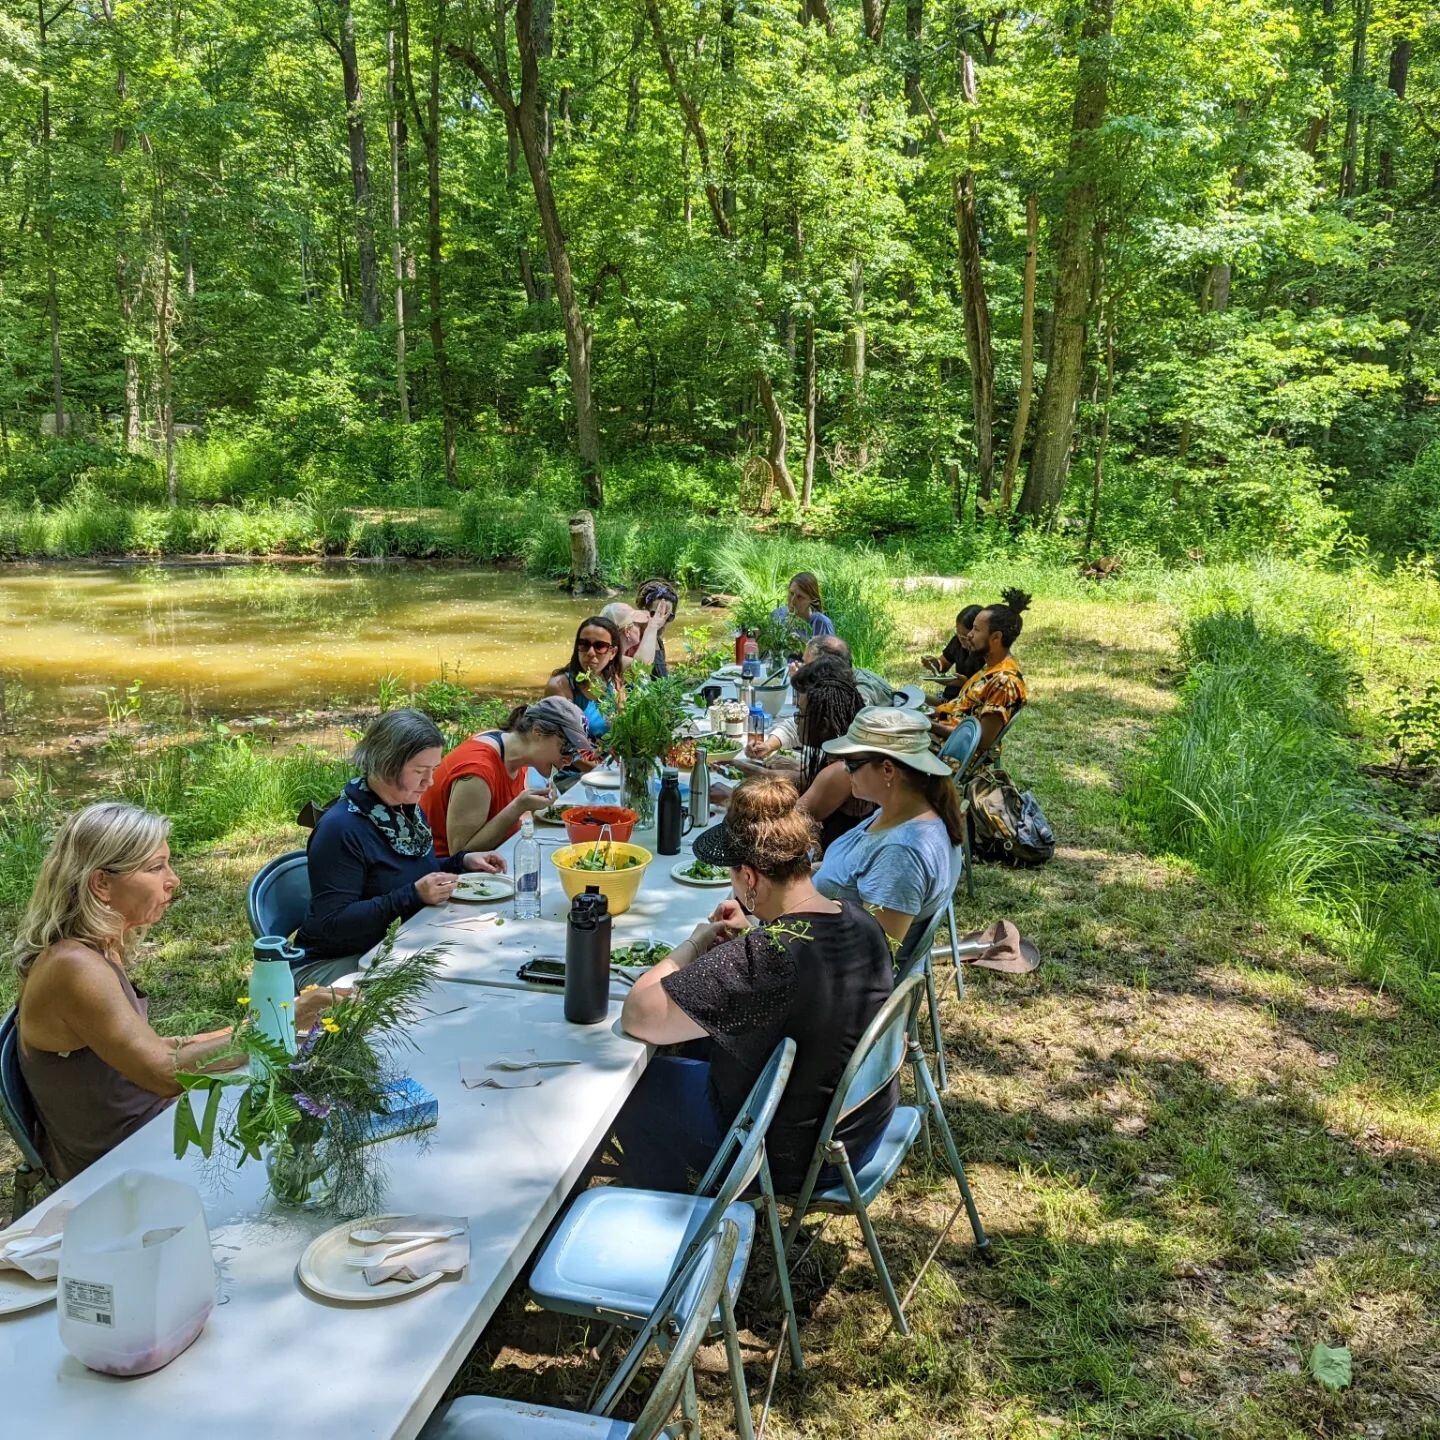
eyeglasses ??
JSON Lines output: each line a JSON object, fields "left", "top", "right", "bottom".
{"left": 843, "top": 754, "right": 883, "bottom": 772}
{"left": 577, "top": 639, "right": 614, "bottom": 654}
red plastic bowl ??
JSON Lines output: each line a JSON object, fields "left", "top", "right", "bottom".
{"left": 563, "top": 805, "right": 639, "bottom": 843}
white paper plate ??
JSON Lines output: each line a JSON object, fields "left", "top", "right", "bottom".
{"left": 0, "top": 1229, "right": 58, "bottom": 1316}
{"left": 297, "top": 1214, "right": 451, "bottom": 1303}
{"left": 581, "top": 768, "right": 621, "bottom": 790}
{"left": 670, "top": 861, "right": 734, "bottom": 888}
{"left": 452, "top": 874, "right": 516, "bottom": 903}
{"left": 533, "top": 805, "right": 574, "bottom": 827}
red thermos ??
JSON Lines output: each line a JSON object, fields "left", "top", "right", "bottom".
{"left": 733, "top": 628, "right": 748, "bottom": 665}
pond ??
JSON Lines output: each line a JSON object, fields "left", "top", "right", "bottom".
{"left": 0, "top": 562, "right": 723, "bottom": 729}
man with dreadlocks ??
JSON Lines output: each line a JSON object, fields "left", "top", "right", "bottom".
{"left": 932, "top": 588, "right": 1031, "bottom": 753}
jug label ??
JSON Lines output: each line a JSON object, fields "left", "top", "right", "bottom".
{"left": 62, "top": 1278, "right": 115, "bottom": 1327}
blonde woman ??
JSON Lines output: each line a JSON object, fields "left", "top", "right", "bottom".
{"left": 13, "top": 802, "right": 338, "bottom": 1182}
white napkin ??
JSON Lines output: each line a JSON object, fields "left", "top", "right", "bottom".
{"left": 360, "top": 1214, "right": 470, "bottom": 1286}
{"left": 0, "top": 1201, "right": 73, "bottom": 1281}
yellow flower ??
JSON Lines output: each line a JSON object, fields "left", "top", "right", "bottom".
{"left": 300, "top": 983, "right": 319, "bottom": 993}
{"left": 320, "top": 1017, "right": 340, "bottom": 1035}
{"left": 280, "top": 1001, "right": 290, "bottom": 1010}
{"left": 237, "top": 996, "right": 250, "bottom": 1007}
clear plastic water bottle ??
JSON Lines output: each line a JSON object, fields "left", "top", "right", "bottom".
{"left": 741, "top": 634, "right": 762, "bottom": 684}
{"left": 513, "top": 812, "right": 542, "bottom": 919}
{"left": 747, "top": 700, "right": 768, "bottom": 758}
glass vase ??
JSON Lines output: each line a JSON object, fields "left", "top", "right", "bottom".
{"left": 618, "top": 757, "right": 657, "bottom": 827}
{"left": 265, "top": 1133, "right": 335, "bottom": 1209}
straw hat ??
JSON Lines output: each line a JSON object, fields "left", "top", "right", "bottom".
{"left": 819, "top": 705, "right": 952, "bottom": 777}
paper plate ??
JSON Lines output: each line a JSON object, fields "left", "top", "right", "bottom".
{"left": 297, "top": 1214, "right": 451, "bottom": 1303}
{"left": 0, "top": 1229, "right": 58, "bottom": 1317}
{"left": 533, "top": 805, "right": 574, "bottom": 827}
{"left": 452, "top": 874, "right": 516, "bottom": 903}
{"left": 580, "top": 768, "right": 621, "bottom": 790}
{"left": 670, "top": 860, "right": 734, "bottom": 888}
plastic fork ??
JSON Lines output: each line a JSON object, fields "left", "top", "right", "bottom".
{"left": 344, "top": 1228, "right": 464, "bottom": 1266}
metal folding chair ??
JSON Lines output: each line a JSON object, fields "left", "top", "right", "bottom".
{"left": 778, "top": 974, "right": 989, "bottom": 1337}
{"left": 423, "top": 1221, "right": 744, "bottom": 1440}
{"left": 893, "top": 842, "right": 966, "bottom": 1092}
{"left": 0, "top": 1008, "right": 55, "bottom": 1225}
{"left": 245, "top": 849, "right": 311, "bottom": 939}
{"left": 527, "top": 1040, "right": 802, "bottom": 1440}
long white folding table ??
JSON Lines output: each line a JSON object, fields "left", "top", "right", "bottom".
{"left": 0, "top": 830, "right": 736, "bottom": 1437}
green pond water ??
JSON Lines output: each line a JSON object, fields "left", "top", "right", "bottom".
{"left": 0, "top": 562, "right": 719, "bottom": 726}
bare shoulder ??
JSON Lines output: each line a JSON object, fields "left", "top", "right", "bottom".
{"left": 543, "top": 672, "right": 571, "bottom": 699}
{"left": 28, "top": 941, "right": 126, "bottom": 1001}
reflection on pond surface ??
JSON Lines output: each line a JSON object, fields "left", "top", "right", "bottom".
{"left": 0, "top": 562, "right": 722, "bottom": 722}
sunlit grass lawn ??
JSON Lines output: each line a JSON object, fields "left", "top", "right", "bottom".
{"left": 3, "top": 579, "right": 1438, "bottom": 1437}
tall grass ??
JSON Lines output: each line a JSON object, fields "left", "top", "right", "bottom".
{"left": 1131, "top": 603, "right": 1440, "bottom": 1014}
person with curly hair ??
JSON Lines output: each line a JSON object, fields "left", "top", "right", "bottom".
{"left": 932, "top": 588, "right": 1032, "bottom": 752}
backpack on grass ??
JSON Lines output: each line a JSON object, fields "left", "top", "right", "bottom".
{"left": 966, "top": 765, "right": 1055, "bottom": 867}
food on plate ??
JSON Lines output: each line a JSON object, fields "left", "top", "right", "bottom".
{"left": 665, "top": 738, "right": 698, "bottom": 770}
{"left": 698, "top": 733, "right": 742, "bottom": 756}
{"left": 679, "top": 859, "right": 725, "bottom": 881}
{"left": 612, "top": 941, "right": 673, "bottom": 966}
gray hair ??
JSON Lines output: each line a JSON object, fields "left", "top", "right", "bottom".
{"left": 808, "top": 634, "right": 852, "bottom": 664}
{"left": 13, "top": 802, "right": 171, "bottom": 978}
{"left": 352, "top": 708, "right": 444, "bottom": 784}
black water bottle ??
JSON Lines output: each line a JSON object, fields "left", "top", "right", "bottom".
{"left": 564, "top": 885, "right": 612, "bottom": 1024}
{"left": 656, "top": 766, "right": 684, "bottom": 855}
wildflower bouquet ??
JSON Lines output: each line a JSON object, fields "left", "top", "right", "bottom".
{"left": 172, "top": 934, "right": 445, "bottom": 1214}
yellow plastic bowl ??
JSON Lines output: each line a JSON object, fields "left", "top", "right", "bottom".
{"left": 549, "top": 841, "right": 654, "bottom": 916}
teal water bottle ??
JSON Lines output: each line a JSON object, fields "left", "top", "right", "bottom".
{"left": 250, "top": 937, "right": 301, "bottom": 1055}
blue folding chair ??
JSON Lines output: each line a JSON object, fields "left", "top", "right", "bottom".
{"left": 245, "top": 850, "right": 311, "bottom": 940}
{"left": 893, "top": 842, "right": 966, "bottom": 1093}
{"left": 424, "top": 1221, "right": 744, "bottom": 1440}
{"left": 0, "top": 1008, "right": 54, "bottom": 1225}
{"left": 778, "top": 973, "right": 990, "bottom": 1337}
{"left": 528, "top": 1040, "right": 802, "bottom": 1438}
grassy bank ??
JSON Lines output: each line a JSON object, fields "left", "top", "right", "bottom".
{"left": 2, "top": 563, "right": 1439, "bottom": 1435}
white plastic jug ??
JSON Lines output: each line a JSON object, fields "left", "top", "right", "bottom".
{"left": 57, "top": 1170, "right": 214, "bottom": 1376}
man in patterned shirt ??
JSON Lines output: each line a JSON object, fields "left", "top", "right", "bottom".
{"left": 931, "top": 590, "right": 1031, "bottom": 755}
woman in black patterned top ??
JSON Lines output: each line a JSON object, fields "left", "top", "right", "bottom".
{"left": 615, "top": 776, "right": 896, "bottom": 1193}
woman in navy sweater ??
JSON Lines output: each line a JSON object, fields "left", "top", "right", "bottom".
{"left": 294, "top": 709, "right": 506, "bottom": 976}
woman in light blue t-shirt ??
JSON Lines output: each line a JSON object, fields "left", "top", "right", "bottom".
{"left": 813, "top": 708, "right": 965, "bottom": 945}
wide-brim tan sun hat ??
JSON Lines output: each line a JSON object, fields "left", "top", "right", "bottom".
{"left": 820, "top": 705, "right": 952, "bottom": 778}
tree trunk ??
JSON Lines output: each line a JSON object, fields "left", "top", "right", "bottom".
{"left": 386, "top": 2, "right": 410, "bottom": 420}
{"left": 154, "top": 176, "right": 178, "bottom": 505}
{"left": 953, "top": 51, "right": 995, "bottom": 502}
{"left": 334, "top": 0, "right": 381, "bottom": 325}
{"left": 566, "top": 509, "right": 603, "bottom": 593}
{"left": 1084, "top": 296, "right": 1115, "bottom": 555}
{"left": 402, "top": 0, "right": 456, "bottom": 482}
{"left": 448, "top": 0, "right": 603, "bottom": 506}
{"left": 1378, "top": 38, "right": 1409, "bottom": 192}
{"left": 756, "top": 370, "right": 798, "bottom": 503}
{"left": 847, "top": 256, "right": 867, "bottom": 468}
{"left": 802, "top": 310, "right": 817, "bottom": 508}
{"left": 1020, "top": 0, "right": 1113, "bottom": 518}
{"left": 37, "top": 0, "right": 64, "bottom": 434}
{"left": 1339, "top": 0, "right": 1369, "bottom": 199}
{"left": 999, "top": 191, "right": 1038, "bottom": 510}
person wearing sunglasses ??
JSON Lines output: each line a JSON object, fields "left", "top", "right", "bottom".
{"left": 811, "top": 708, "right": 966, "bottom": 945}
{"left": 420, "top": 696, "right": 592, "bottom": 859}
{"left": 545, "top": 616, "right": 628, "bottom": 742}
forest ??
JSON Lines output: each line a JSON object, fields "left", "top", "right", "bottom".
{"left": 0, "top": 0, "right": 1437, "bottom": 559}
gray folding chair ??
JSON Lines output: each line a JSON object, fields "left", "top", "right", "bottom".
{"left": 422, "top": 1221, "right": 745, "bottom": 1440}
{"left": 779, "top": 974, "right": 990, "bottom": 1337}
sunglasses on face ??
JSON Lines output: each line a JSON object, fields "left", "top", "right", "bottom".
{"left": 843, "top": 754, "right": 883, "bottom": 773}
{"left": 577, "top": 639, "right": 614, "bottom": 653}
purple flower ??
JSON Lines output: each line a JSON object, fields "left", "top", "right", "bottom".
{"left": 295, "top": 1093, "right": 332, "bottom": 1120}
